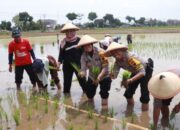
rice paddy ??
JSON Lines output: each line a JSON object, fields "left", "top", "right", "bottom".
{"left": 0, "top": 32, "right": 180, "bottom": 130}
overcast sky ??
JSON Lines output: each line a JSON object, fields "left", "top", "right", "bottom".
{"left": 1, "top": 0, "right": 180, "bottom": 24}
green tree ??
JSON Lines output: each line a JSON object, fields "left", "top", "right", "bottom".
{"left": 103, "top": 14, "right": 114, "bottom": 25}
{"left": 88, "top": 12, "right": 97, "bottom": 21}
{"left": 66, "top": 13, "right": 78, "bottom": 22}
{"left": 19, "top": 12, "right": 33, "bottom": 30}
{"left": 126, "top": 16, "right": 132, "bottom": 23}
{"left": 0, "top": 21, "right": 12, "bottom": 30}
{"left": 137, "top": 17, "right": 146, "bottom": 25}
{"left": 12, "top": 12, "right": 33, "bottom": 31}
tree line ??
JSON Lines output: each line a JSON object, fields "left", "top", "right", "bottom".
{"left": 0, "top": 11, "right": 179, "bottom": 31}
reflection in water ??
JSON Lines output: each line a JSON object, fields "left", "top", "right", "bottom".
{"left": 0, "top": 34, "right": 180, "bottom": 129}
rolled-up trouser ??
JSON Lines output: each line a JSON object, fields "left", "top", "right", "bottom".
{"left": 124, "top": 59, "right": 154, "bottom": 104}
{"left": 15, "top": 64, "right": 36, "bottom": 85}
{"left": 86, "top": 77, "right": 112, "bottom": 99}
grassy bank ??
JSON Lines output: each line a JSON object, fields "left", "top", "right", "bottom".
{"left": 1, "top": 26, "right": 180, "bottom": 39}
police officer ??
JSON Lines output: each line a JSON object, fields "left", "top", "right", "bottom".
{"left": 103, "top": 42, "right": 153, "bottom": 111}
{"left": 77, "top": 35, "right": 112, "bottom": 106}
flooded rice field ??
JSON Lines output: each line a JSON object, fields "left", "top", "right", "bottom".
{"left": 0, "top": 33, "right": 180, "bottom": 130}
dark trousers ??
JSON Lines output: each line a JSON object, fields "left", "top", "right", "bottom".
{"left": 15, "top": 64, "right": 36, "bottom": 85}
{"left": 63, "top": 62, "right": 86, "bottom": 93}
{"left": 124, "top": 61, "right": 153, "bottom": 104}
{"left": 86, "top": 77, "right": 112, "bottom": 99}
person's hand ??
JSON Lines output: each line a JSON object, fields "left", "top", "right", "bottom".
{"left": 110, "top": 73, "right": 116, "bottom": 79}
{"left": 121, "top": 79, "right": 132, "bottom": 88}
{"left": 78, "top": 71, "right": 85, "bottom": 78}
{"left": 93, "top": 78, "right": 100, "bottom": 86}
{"left": 9, "top": 64, "right": 12, "bottom": 72}
{"left": 57, "top": 62, "right": 61, "bottom": 69}
{"left": 172, "top": 103, "right": 180, "bottom": 113}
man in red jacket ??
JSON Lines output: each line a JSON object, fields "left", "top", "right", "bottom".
{"left": 8, "top": 27, "right": 36, "bottom": 90}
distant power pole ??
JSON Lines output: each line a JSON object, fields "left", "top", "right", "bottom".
{"left": 43, "top": 14, "right": 46, "bottom": 31}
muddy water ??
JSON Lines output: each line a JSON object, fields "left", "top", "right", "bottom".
{"left": 0, "top": 33, "right": 180, "bottom": 130}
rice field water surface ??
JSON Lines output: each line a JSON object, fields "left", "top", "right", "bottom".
{"left": 0, "top": 33, "right": 180, "bottom": 130}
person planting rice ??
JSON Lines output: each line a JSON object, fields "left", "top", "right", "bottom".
{"left": 103, "top": 42, "right": 154, "bottom": 111}
{"left": 148, "top": 66, "right": 180, "bottom": 129}
{"left": 77, "top": 35, "right": 112, "bottom": 107}
{"left": 32, "top": 55, "right": 62, "bottom": 91}
{"left": 57, "top": 23, "right": 86, "bottom": 94}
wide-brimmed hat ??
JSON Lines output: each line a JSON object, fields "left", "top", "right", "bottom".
{"left": 76, "top": 35, "right": 98, "bottom": 48}
{"left": 60, "top": 23, "right": 79, "bottom": 33}
{"left": 148, "top": 71, "right": 180, "bottom": 99}
{"left": 103, "top": 42, "right": 128, "bottom": 57}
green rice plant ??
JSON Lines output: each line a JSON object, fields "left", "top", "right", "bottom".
{"left": 149, "top": 123, "right": 155, "bottom": 130}
{"left": 44, "top": 104, "right": 48, "bottom": 114}
{"left": 12, "top": 108, "right": 20, "bottom": 126}
{"left": 103, "top": 112, "right": 108, "bottom": 123}
{"left": 53, "top": 99, "right": 59, "bottom": 113}
{"left": 169, "top": 123, "right": 175, "bottom": 130}
{"left": 122, "top": 70, "right": 131, "bottom": 80}
{"left": 115, "top": 127, "right": 120, "bottom": 130}
{"left": 68, "top": 124, "right": 74, "bottom": 130}
{"left": 3, "top": 111, "right": 8, "bottom": 125}
{"left": 94, "top": 119, "right": 99, "bottom": 130}
{"left": 50, "top": 79, "right": 55, "bottom": 87}
{"left": 121, "top": 117, "right": 127, "bottom": 129}
{"left": 130, "top": 112, "right": 136, "bottom": 123}
{"left": 87, "top": 108, "right": 93, "bottom": 119}
{"left": 90, "top": 66, "right": 101, "bottom": 79}
{"left": 32, "top": 95, "right": 39, "bottom": 110}
{"left": 71, "top": 62, "right": 80, "bottom": 72}
{"left": 109, "top": 107, "right": 115, "bottom": 117}
{"left": 170, "top": 111, "right": 176, "bottom": 120}
{"left": 27, "top": 108, "right": 32, "bottom": 121}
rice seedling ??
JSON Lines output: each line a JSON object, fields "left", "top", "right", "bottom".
{"left": 71, "top": 62, "right": 81, "bottom": 72}
{"left": 27, "top": 108, "right": 32, "bottom": 121}
{"left": 114, "top": 127, "right": 120, "bottom": 130}
{"left": 53, "top": 99, "right": 59, "bottom": 110}
{"left": 122, "top": 70, "right": 131, "bottom": 80}
{"left": 32, "top": 95, "right": 39, "bottom": 110}
{"left": 12, "top": 108, "right": 20, "bottom": 126}
{"left": 170, "top": 111, "right": 176, "bottom": 120}
{"left": 109, "top": 107, "right": 115, "bottom": 117}
{"left": 68, "top": 124, "right": 74, "bottom": 130}
{"left": 87, "top": 108, "right": 93, "bottom": 119}
{"left": 130, "top": 112, "right": 136, "bottom": 123}
{"left": 44, "top": 104, "right": 48, "bottom": 114}
{"left": 90, "top": 66, "right": 101, "bottom": 79}
{"left": 94, "top": 119, "right": 99, "bottom": 130}
{"left": 121, "top": 117, "right": 127, "bottom": 129}
{"left": 149, "top": 123, "right": 155, "bottom": 130}
{"left": 103, "top": 112, "right": 108, "bottom": 123}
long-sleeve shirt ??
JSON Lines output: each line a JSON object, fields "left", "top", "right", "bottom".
{"left": 58, "top": 37, "right": 82, "bottom": 65}
{"left": 113, "top": 51, "right": 147, "bottom": 78}
{"left": 81, "top": 47, "right": 109, "bottom": 81}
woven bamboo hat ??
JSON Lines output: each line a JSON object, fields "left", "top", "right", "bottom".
{"left": 76, "top": 35, "right": 98, "bottom": 48}
{"left": 103, "top": 42, "right": 128, "bottom": 57}
{"left": 148, "top": 71, "right": 180, "bottom": 99}
{"left": 60, "top": 23, "right": 79, "bottom": 33}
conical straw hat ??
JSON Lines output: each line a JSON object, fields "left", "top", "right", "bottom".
{"left": 76, "top": 35, "right": 98, "bottom": 48}
{"left": 148, "top": 72, "right": 180, "bottom": 99}
{"left": 60, "top": 23, "right": 79, "bottom": 33}
{"left": 104, "top": 42, "right": 128, "bottom": 57}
